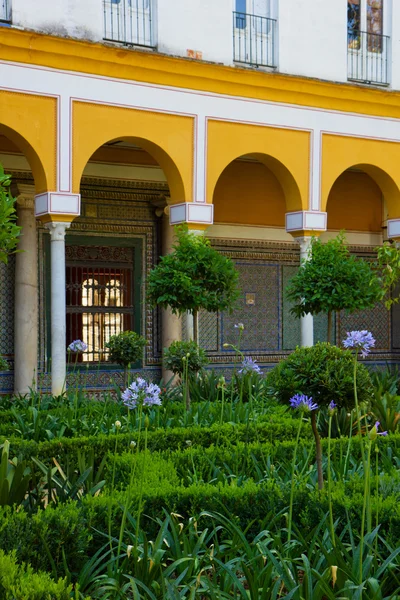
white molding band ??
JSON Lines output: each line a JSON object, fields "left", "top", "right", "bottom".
{"left": 387, "top": 219, "right": 400, "bottom": 239}
{"left": 170, "top": 202, "right": 214, "bottom": 225}
{"left": 35, "top": 192, "right": 81, "bottom": 218}
{"left": 285, "top": 210, "right": 327, "bottom": 233}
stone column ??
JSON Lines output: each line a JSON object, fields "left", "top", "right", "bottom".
{"left": 160, "top": 208, "right": 181, "bottom": 383}
{"left": 297, "top": 236, "right": 314, "bottom": 347}
{"left": 45, "top": 221, "right": 71, "bottom": 395}
{"left": 14, "top": 188, "right": 38, "bottom": 394}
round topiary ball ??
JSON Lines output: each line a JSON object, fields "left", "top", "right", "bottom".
{"left": 106, "top": 331, "right": 147, "bottom": 368}
{"left": 267, "top": 342, "right": 372, "bottom": 411}
{"left": 163, "top": 340, "right": 208, "bottom": 378}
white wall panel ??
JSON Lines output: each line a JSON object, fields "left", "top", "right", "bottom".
{"left": 11, "top": 0, "right": 103, "bottom": 41}
{"left": 278, "top": 0, "right": 348, "bottom": 82}
{"left": 157, "top": 0, "right": 233, "bottom": 65}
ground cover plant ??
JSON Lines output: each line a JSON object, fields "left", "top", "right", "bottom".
{"left": 1, "top": 335, "right": 400, "bottom": 598}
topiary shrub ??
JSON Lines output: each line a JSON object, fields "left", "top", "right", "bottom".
{"left": 106, "top": 331, "right": 147, "bottom": 368}
{"left": 267, "top": 342, "right": 372, "bottom": 411}
{"left": 163, "top": 340, "right": 208, "bottom": 379}
{"left": 106, "top": 330, "right": 147, "bottom": 386}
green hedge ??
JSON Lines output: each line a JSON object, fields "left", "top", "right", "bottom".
{"left": 2, "top": 476, "right": 400, "bottom": 577}
{"left": 0, "top": 416, "right": 311, "bottom": 466}
{"left": 0, "top": 550, "right": 77, "bottom": 599}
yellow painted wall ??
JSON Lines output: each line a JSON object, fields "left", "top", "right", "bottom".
{"left": 207, "top": 120, "right": 309, "bottom": 212}
{"left": 327, "top": 170, "right": 382, "bottom": 232}
{"left": 321, "top": 134, "right": 400, "bottom": 220}
{"left": 0, "top": 91, "right": 57, "bottom": 192}
{"left": 3, "top": 28, "right": 400, "bottom": 120}
{"left": 72, "top": 102, "right": 194, "bottom": 202}
{"left": 213, "top": 159, "right": 285, "bottom": 226}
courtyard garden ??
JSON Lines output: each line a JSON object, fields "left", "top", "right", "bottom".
{"left": 2, "top": 172, "right": 400, "bottom": 597}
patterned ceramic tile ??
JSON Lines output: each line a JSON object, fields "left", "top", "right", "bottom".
{"left": 0, "top": 257, "right": 15, "bottom": 358}
{"left": 339, "top": 301, "right": 390, "bottom": 350}
{"left": 222, "top": 263, "right": 280, "bottom": 352}
{"left": 282, "top": 265, "right": 301, "bottom": 350}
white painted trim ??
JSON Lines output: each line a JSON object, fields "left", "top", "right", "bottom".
{"left": 34, "top": 192, "right": 81, "bottom": 217}
{"left": 387, "top": 218, "right": 400, "bottom": 239}
{"left": 170, "top": 202, "right": 213, "bottom": 225}
{"left": 285, "top": 210, "right": 327, "bottom": 232}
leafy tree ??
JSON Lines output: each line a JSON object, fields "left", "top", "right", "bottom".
{"left": 0, "top": 164, "right": 21, "bottom": 265}
{"left": 148, "top": 226, "right": 240, "bottom": 343}
{"left": 376, "top": 241, "right": 400, "bottom": 309}
{"left": 286, "top": 233, "right": 383, "bottom": 343}
{"left": 106, "top": 330, "right": 147, "bottom": 386}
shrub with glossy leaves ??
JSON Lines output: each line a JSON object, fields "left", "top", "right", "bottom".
{"left": 163, "top": 340, "right": 208, "bottom": 378}
{"left": 267, "top": 342, "right": 372, "bottom": 411}
{"left": 105, "top": 330, "right": 147, "bottom": 368}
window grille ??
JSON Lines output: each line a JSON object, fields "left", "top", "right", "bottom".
{"left": 103, "top": 0, "right": 154, "bottom": 47}
{"left": 66, "top": 245, "right": 135, "bottom": 363}
{"left": 233, "top": 11, "right": 276, "bottom": 68}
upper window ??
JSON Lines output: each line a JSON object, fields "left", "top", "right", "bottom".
{"left": 347, "top": 0, "right": 388, "bottom": 85}
{"left": 348, "top": 1, "right": 383, "bottom": 38}
{"left": 0, "top": 0, "right": 11, "bottom": 23}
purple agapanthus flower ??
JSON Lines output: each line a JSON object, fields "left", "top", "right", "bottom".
{"left": 374, "top": 421, "right": 388, "bottom": 436}
{"left": 238, "top": 357, "right": 262, "bottom": 375}
{"left": 289, "top": 394, "right": 319, "bottom": 413}
{"left": 122, "top": 378, "right": 161, "bottom": 410}
{"left": 328, "top": 400, "right": 337, "bottom": 415}
{"left": 342, "top": 330, "right": 375, "bottom": 358}
{"left": 67, "top": 339, "right": 88, "bottom": 353}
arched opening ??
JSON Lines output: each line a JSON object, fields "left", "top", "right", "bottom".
{"left": 326, "top": 167, "right": 384, "bottom": 238}
{"left": 65, "top": 138, "right": 172, "bottom": 379}
{"left": 322, "top": 164, "right": 392, "bottom": 353}
{"left": 201, "top": 152, "right": 304, "bottom": 362}
{"left": 211, "top": 152, "right": 303, "bottom": 222}
{"left": 0, "top": 129, "right": 46, "bottom": 394}
{"left": 72, "top": 102, "right": 191, "bottom": 203}
{"left": 213, "top": 155, "right": 286, "bottom": 228}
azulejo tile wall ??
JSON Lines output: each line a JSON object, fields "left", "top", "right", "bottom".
{"left": 0, "top": 257, "right": 15, "bottom": 367}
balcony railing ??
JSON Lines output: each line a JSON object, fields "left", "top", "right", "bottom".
{"left": 347, "top": 30, "right": 390, "bottom": 86}
{"left": 0, "top": 0, "right": 11, "bottom": 23}
{"left": 233, "top": 12, "right": 276, "bottom": 68}
{"left": 103, "top": 0, "right": 154, "bottom": 48}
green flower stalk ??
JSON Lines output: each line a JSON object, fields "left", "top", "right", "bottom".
{"left": 287, "top": 394, "right": 318, "bottom": 545}
{"left": 327, "top": 400, "right": 337, "bottom": 547}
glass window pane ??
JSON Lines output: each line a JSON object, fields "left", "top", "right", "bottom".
{"left": 348, "top": 1, "right": 361, "bottom": 49}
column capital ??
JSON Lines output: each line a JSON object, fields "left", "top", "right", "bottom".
{"left": 44, "top": 221, "right": 71, "bottom": 240}
{"left": 286, "top": 211, "right": 327, "bottom": 236}
{"left": 170, "top": 202, "right": 213, "bottom": 228}
{"left": 35, "top": 192, "right": 81, "bottom": 223}
{"left": 16, "top": 195, "right": 35, "bottom": 210}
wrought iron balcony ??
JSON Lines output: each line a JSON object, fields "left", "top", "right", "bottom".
{"left": 347, "top": 30, "right": 390, "bottom": 86}
{"left": 0, "top": 0, "right": 11, "bottom": 23}
{"left": 233, "top": 11, "right": 277, "bottom": 68}
{"left": 103, "top": 0, "right": 154, "bottom": 48}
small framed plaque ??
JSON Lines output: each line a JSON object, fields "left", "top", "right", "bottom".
{"left": 245, "top": 293, "right": 255, "bottom": 306}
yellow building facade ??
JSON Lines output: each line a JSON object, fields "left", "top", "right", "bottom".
{"left": 1, "top": 28, "right": 400, "bottom": 394}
